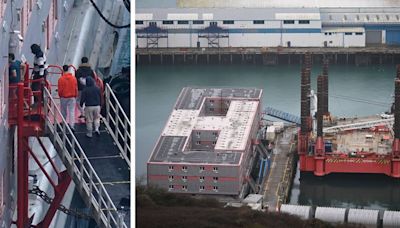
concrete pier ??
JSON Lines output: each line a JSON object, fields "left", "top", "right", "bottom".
{"left": 136, "top": 47, "right": 400, "bottom": 65}
{"left": 262, "top": 126, "right": 297, "bottom": 211}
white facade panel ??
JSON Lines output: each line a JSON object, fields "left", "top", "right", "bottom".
{"left": 275, "top": 13, "right": 320, "bottom": 20}
{"left": 136, "top": 13, "right": 153, "bottom": 20}
{"left": 167, "top": 13, "right": 198, "bottom": 20}
{"left": 202, "top": 13, "right": 213, "bottom": 20}
{"left": 168, "top": 34, "right": 193, "bottom": 47}
{"left": 282, "top": 33, "right": 322, "bottom": 47}
{"left": 228, "top": 34, "right": 281, "bottom": 47}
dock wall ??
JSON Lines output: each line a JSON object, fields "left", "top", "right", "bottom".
{"left": 136, "top": 47, "right": 400, "bottom": 66}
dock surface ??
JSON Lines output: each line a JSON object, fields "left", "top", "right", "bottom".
{"left": 262, "top": 127, "right": 296, "bottom": 211}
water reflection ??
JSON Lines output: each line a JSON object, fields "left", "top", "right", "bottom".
{"left": 290, "top": 162, "right": 400, "bottom": 210}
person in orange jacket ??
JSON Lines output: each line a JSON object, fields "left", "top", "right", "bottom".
{"left": 58, "top": 65, "right": 78, "bottom": 131}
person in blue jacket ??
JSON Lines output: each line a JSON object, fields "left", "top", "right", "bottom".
{"left": 80, "top": 77, "right": 101, "bottom": 137}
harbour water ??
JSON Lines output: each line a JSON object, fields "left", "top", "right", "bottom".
{"left": 136, "top": 64, "right": 399, "bottom": 209}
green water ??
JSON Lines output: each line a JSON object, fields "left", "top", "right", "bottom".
{"left": 136, "top": 64, "right": 399, "bottom": 209}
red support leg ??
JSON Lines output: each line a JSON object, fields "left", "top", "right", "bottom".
{"left": 37, "top": 171, "right": 71, "bottom": 228}
{"left": 16, "top": 83, "right": 31, "bottom": 228}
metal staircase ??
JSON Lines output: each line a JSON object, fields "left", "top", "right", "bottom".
{"left": 10, "top": 64, "right": 130, "bottom": 227}
{"left": 264, "top": 107, "right": 301, "bottom": 125}
{"left": 43, "top": 87, "right": 128, "bottom": 228}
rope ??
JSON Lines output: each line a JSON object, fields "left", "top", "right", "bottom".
{"left": 89, "top": 0, "right": 130, "bottom": 29}
{"left": 329, "top": 94, "right": 391, "bottom": 107}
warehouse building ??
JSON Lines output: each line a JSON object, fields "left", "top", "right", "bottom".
{"left": 136, "top": 7, "right": 400, "bottom": 48}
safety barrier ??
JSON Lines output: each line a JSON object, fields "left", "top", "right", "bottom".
{"left": 103, "top": 83, "right": 131, "bottom": 165}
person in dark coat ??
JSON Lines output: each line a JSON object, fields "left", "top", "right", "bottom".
{"left": 76, "top": 57, "right": 95, "bottom": 118}
{"left": 80, "top": 77, "right": 101, "bottom": 137}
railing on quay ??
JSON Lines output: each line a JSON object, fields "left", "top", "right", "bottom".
{"left": 43, "top": 87, "right": 127, "bottom": 228}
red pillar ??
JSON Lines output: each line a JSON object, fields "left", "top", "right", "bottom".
{"left": 314, "top": 136, "right": 326, "bottom": 176}
{"left": 392, "top": 139, "right": 400, "bottom": 178}
{"left": 16, "top": 83, "right": 30, "bottom": 227}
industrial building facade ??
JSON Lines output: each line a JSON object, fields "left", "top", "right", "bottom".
{"left": 136, "top": 7, "right": 400, "bottom": 48}
{"left": 147, "top": 87, "right": 262, "bottom": 195}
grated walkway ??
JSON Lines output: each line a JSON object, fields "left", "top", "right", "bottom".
{"left": 71, "top": 123, "right": 130, "bottom": 226}
{"left": 262, "top": 129, "right": 293, "bottom": 211}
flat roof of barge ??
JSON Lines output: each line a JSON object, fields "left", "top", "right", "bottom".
{"left": 149, "top": 87, "right": 262, "bottom": 165}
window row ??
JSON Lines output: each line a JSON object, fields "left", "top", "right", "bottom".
{"left": 136, "top": 20, "right": 311, "bottom": 25}
{"left": 168, "top": 176, "right": 219, "bottom": 182}
{"left": 325, "top": 32, "right": 363, "bottom": 35}
{"left": 168, "top": 166, "right": 219, "bottom": 172}
{"left": 195, "top": 141, "right": 217, "bottom": 145}
{"left": 168, "top": 185, "right": 219, "bottom": 191}
{"left": 195, "top": 131, "right": 219, "bottom": 136}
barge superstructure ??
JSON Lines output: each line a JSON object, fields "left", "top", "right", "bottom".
{"left": 147, "top": 87, "right": 262, "bottom": 196}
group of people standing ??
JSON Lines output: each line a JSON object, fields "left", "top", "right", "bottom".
{"left": 9, "top": 44, "right": 102, "bottom": 138}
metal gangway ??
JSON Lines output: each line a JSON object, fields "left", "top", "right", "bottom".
{"left": 43, "top": 84, "right": 131, "bottom": 227}
{"left": 323, "top": 118, "right": 394, "bottom": 133}
{"left": 264, "top": 107, "right": 301, "bottom": 125}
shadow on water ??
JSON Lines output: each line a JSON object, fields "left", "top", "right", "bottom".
{"left": 290, "top": 165, "right": 400, "bottom": 210}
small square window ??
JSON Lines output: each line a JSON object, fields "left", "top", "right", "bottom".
{"left": 199, "top": 166, "right": 205, "bottom": 171}
{"left": 182, "top": 185, "right": 188, "bottom": 191}
{"left": 199, "top": 176, "right": 205, "bottom": 181}
{"left": 213, "top": 176, "right": 218, "bottom": 182}
{"left": 213, "top": 167, "right": 218, "bottom": 172}
{"left": 168, "top": 176, "right": 174, "bottom": 181}
{"left": 169, "top": 185, "right": 174, "bottom": 190}
{"left": 182, "top": 166, "right": 188, "bottom": 171}
{"left": 200, "top": 186, "right": 205, "bottom": 190}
